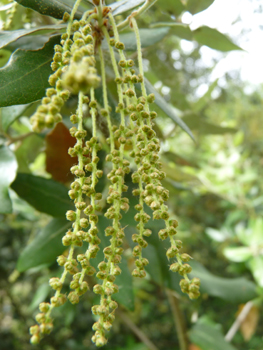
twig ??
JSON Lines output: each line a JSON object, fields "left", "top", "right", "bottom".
{"left": 6, "top": 132, "right": 34, "bottom": 146}
{"left": 118, "top": 309, "right": 159, "bottom": 350}
{"left": 166, "top": 288, "right": 188, "bottom": 350}
{"left": 225, "top": 301, "right": 254, "bottom": 342}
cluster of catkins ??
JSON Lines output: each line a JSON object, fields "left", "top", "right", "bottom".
{"left": 29, "top": 2, "right": 200, "bottom": 347}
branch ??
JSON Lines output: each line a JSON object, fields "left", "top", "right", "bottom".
{"left": 166, "top": 288, "right": 188, "bottom": 350}
{"left": 225, "top": 301, "right": 254, "bottom": 342}
{"left": 6, "top": 132, "right": 34, "bottom": 146}
{"left": 118, "top": 310, "right": 159, "bottom": 350}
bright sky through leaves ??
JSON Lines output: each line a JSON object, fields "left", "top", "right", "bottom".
{"left": 182, "top": 0, "right": 263, "bottom": 88}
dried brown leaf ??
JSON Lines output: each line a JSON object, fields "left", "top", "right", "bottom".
{"left": 237, "top": 304, "right": 259, "bottom": 341}
{"left": 189, "top": 344, "right": 202, "bottom": 350}
{"left": 45, "top": 122, "right": 77, "bottom": 183}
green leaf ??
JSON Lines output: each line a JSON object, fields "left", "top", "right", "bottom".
{"left": 95, "top": 87, "right": 120, "bottom": 124}
{"left": 0, "top": 35, "right": 60, "bottom": 107}
{"left": 249, "top": 217, "right": 263, "bottom": 246}
{"left": 143, "top": 77, "right": 195, "bottom": 141}
{"left": 189, "top": 261, "right": 257, "bottom": 302}
{"left": 163, "top": 151, "right": 199, "bottom": 168}
{"left": 248, "top": 256, "right": 263, "bottom": 287}
{"left": 205, "top": 227, "right": 232, "bottom": 242}
{"left": 1, "top": 103, "right": 30, "bottom": 132}
{"left": 119, "top": 28, "right": 169, "bottom": 51}
{"left": 192, "top": 79, "right": 218, "bottom": 112}
{"left": 223, "top": 246, "right": 252, "bottom": 263}
{"left": 11, "top": 173, "right": 74, "bottom": 217}
{"left": 111, "top": 0, "right": 144, "bottom": 16}
{"left": 162, "top": 161, "right": 200, "bottom": 183}
{"left": 114, "top": 257, "right": 134, "bottom": 311}
{"left": 182, "top": 113, "right": 237, "bottom": 135}
{"left": 14, "top": 0, "right": 83, "bottom": 19}
{"left": 0, "top": 49, "right": 11, "bottom": 67}
{"left": 189, "top": 320, "right": 237, "bottom": 350}
{"left": 193, "top": 26, "right": 243, "bottom": 52}
{"left": 0, "top": 24, "right": 66, "bottom": 50}
{"left": 29, "top": 283, "right": 50, "bottom": 310}
{"left": 144, "top": 224, "right": 182, "bottom": 293}
{"left": 151, "top": 23, "right": 193, "bottom": 41}
{"left": 17, "top": 218, "right": 71, "bottom": 272}
{"left": 168, "top": 23, "right": 193, "bottom": 41}
{"left": 15, "top": 133, "right": 44, "bottom": 173}
{"left": 186, "top": 0, "right": 215, "bottom": 15}
{"left": 0, "top": 145, "right": 18, "bottom": 214}
{"left": 143, "top": 243, "right": 164, "bottom": 286}
{"left": 157, "top": 0, "right": 185, "bottom": 16}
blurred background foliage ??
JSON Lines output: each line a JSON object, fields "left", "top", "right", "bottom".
{"left": 0, "top": 0, "right": 263, "bottom": 349}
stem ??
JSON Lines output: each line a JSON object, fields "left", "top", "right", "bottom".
{"left": 46, "top": 244, "right": 74, "bottom": 318}
{"left": 90, "top": 87, "right": 97, "bottom": 212}
{"left": 166, "top": 288, "right": 188, "bottom": 350}
{"left": 131, "top": 17, "right": 152, "bottom": 130}
{"left": 150, "top": 22, "right": 183, "bottom": 29}
{"left": 97, "top": 0, "right": 104, "bottom": 27}
{"left": 90, "top": 88, "right": 96, "bottom": 138}
{"left": 98, "top": 44, "right": 114, "bottom": 151}
{"left": 74, "top": 91, "right": 85, "bottom": 233}
{"left": 102, "top": 26, "right": 125, "bottom": 126}
{"left": 108, "top": 12, "right": 134, "bottom": 106}
{"left": 117, "top": 0, "right": 159, "bottom": 31}
{"left": 67, "top": 0, "right": 83, "bottom": 38}
{"left": 131, "top": 18, "right": 148, "bottom": 103}
{"left": 108, "top": 12, "right": 126, "bottom": 61}
{"left": 78, "top": 87, "right": 100, "bottom": 287}
{"left": 118, "top": 310, "right": 159, "bottom": 350}
{"left": 83, "top": 12, "right": 97, "bottom": 22}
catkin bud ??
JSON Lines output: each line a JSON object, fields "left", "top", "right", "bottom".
{"left": 30, "top": 334, "right": 40, "bottom": 344}
{"left": 68, "top": 292, "right": 79, "bottom": 304}
{"left": 66, "top": 210, "right": 76, "bottom": 221}
{"left": 29, "top": 325, "right": 39, "bottom": 335}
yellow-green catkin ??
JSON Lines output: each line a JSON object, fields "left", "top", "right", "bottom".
{"left": 90, "top": 19, "right": 131, "bottom": 347}
{"left": 130, "top": 17, "right": 200, "bottom": 299}
{"left": 108, "top": 12, "right": 150, "bottom": 278}
{"left": 30, "top": 16, "right": 102, "bottom": 346}
{"left": 29, "top": 0, "right": 200, "bottom": 346}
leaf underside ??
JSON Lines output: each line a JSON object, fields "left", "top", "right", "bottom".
{"left": 110, "top": 0, "right": 144, "bottom": 16}
{"left": 1, "top": 103, "right": 30, "bottom": 132}
{"left": 0, "top": 24, "right": 66, "bottom": 50}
